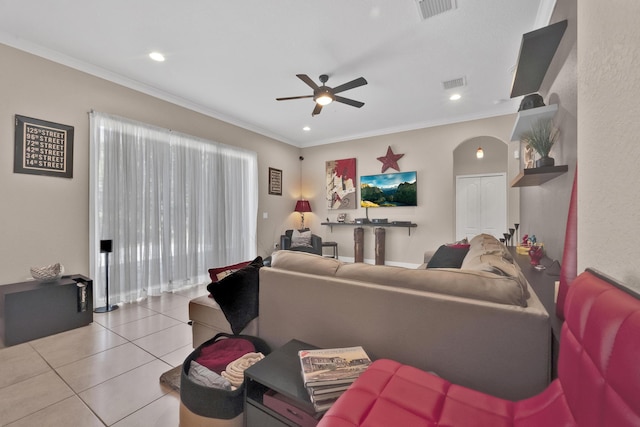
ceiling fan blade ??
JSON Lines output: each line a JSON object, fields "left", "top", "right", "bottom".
{"left": 334, "top": 95, "right": 365, "bottom": 108}
{"left": 297, "top": 74, "right": 319, "bottom": 90}
{"left": 312, "top": 103, "right": 323, "bottom": 116}
{"left": 332, "top": 77, "right": 368, "bottom": 94}
{"left": 276, "top": 95, "right": 314, "bottom": 101}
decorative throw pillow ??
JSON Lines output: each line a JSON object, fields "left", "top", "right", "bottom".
{"left": 208, "top": 260, "right": 252, "bottom": 283}
{"left": 290, "top": 229, "right": 312, "bottom": 248}
{"left": 207, "top": 256, "right": 263, "bottom": 334}
{"left": 426, "top": 245, "right": 470, "bottom": 269}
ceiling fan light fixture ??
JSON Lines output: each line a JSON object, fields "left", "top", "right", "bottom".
{"left": 315, "top": 91, "right": 334, "bottom": 106}
{"left": 277, "top": 74, "right": 366, "bottom": 116}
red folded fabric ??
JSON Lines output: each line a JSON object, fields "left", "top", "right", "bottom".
{"left": 195, "top": 338, "right": 256, "bottom": 374}
{"left": 208, "top": 261, "right": 252, "bottom": 283}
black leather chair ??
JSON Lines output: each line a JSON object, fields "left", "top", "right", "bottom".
{"left": 280, "top": 229, "right": 322, "bottom": 255}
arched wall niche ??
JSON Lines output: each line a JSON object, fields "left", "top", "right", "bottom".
{"left": 453, "top": 136, "right": 507, "bottom": 176}
{"left": 453, "top": 136, "right": 519, "bottom": 240}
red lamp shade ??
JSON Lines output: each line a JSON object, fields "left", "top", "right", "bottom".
{"left": 294, "top": 200, "right": 312, "bottom": 213}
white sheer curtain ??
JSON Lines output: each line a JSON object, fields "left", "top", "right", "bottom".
{"left": 89, "top": 112, "right": 258, "bottom": 305}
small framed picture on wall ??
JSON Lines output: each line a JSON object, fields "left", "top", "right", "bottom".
{"left": 14, "top": 115, "right": 74, "bottom": 178}
{"left": 268, "top": 167, "right": 282, "bottom": 196}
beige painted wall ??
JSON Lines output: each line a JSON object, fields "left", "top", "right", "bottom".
{"left": 0, "top": 43, "right": 300, "bottom": 284}
{"left": 301, "top": 114, "right": 519, "bottom": 265}
{"left": 520, "top": 0, "right": 578, "bottom": 263}
{"left": 578, "top": 1, "right": 640, "bottom": 290}
{"left": 0, "top": 42, "right": 534, "bottom": 281}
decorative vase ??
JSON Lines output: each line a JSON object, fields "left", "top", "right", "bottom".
{"left": 536, "top": 156, "right": 555, "bottom": 168}
{"left": 528, "top": 245, "right": 544, "bottom": 266}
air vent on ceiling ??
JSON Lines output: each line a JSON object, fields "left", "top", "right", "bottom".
{"left": 442, "top": 76, "right": 466, "bottom": 90}
{"left": 416, "top": 0, "right": 457, "bottom": 20}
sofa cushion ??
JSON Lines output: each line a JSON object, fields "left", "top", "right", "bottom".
{"left": 426, "top": 244, "right": 470, "bottom": 269}
{"left": 189, "top": 295, "right": 233, "bottom": 333}
{"left": 318, "top": 359, "right": 576, "bottom": 427}
{"left": 271, "top": 250, "right": 342, "bottom": 277}
{"left": 461, "top": 252, "right": 529, "bottom": 300}
{"left": 467, "top": 233, "right": 513, "bottom": 261}
{"left": 207, "top": 256, "right": 263, "bottom": 334}
{"left": 336, "top": 263, "right": 528, "bottom": 307}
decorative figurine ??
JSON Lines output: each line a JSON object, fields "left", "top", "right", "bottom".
{"left": 529, "top": 245, "right": 544, "bottom": 267}
{"left": 524, "top": 144, "right": 535, "bottom": 169}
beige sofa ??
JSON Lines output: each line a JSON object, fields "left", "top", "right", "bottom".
{"left": 189, "top": 234, "right": 550, "bottom": 400}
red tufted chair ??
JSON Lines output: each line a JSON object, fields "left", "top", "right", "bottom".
{"left": 318, "top": 268, "right": 640, "bottom": 426}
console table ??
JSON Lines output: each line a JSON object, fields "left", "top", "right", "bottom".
{"left": 0, "top": 275, "right": 93, "bottom": 346}
{"left": 321, "top": 221, "right": 417, "bottom": 236}
{"left": 321, "top": 222, "right": 417, "bottom": 265}
{"left": 244, "top": 339, "right": 322, "bottom": 426}
{"left": 507, "top": 247, "right": 561, "bottom": 377}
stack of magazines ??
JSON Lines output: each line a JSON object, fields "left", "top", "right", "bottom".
{"left": 298, "top": 346, "right": 372, "bottom": 412}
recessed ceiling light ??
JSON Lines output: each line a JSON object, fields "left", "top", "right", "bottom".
{"left": 149, "top": 52, "right": 165, "bottom": 62}
{"left": 303, "top": 126, "right": 311, "bottom": 132}
{"left": 449, "top": 93, "right": 461, "bottom": 101}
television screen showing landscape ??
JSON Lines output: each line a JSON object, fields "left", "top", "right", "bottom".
{"left": 360, "top": 171, "right": 417, "bottom": 207}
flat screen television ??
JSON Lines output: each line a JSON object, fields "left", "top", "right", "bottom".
{"left": 360, "top": 171, "right": 417, "bottom": 207}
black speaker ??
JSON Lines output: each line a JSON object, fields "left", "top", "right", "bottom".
{"left": 100, "top": 239, "right": 113, "bottom": 253}
{"left": 95, "top": 239, "right": 118, "bottom": 313}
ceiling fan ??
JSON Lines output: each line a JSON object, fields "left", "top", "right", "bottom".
{"left": 276, "top": 74, "right": 368, "bottom": 116}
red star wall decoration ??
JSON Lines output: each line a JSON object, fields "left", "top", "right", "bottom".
{"left": 377, "top": 146, "right": 404, "bottom": 173}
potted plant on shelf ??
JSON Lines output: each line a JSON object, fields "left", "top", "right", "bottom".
{"left": 521, "top": 118, "right": 559, "bottom": 168}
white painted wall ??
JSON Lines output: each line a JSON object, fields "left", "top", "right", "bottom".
{"left": 578, "top": 1, "right": 640, "bottom": 290}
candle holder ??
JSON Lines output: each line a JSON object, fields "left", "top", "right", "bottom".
{"left": 503, "top": 232, "right": 511, "bottom": 246}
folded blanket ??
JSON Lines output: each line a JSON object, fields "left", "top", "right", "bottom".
{"left": 188, "top": 361, "right": 232, "bottom": 390}
{"left": 195, "top": 337, "right": 256, "bottom": 374}
{"left": 221, "top": 352, "right": 265, "bottom": 389}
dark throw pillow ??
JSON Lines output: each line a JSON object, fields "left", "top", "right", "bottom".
{"left": 427, "top": 245, "right": 470, "bottom": 269}
{"left": 207, "top": 256, "right": 263, "bottom": 334}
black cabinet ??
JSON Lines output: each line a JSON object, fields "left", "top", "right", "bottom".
{"left": 0, "top": 275, "right": 93, "bottom": 346}
{"left": 244, "top": 340, "right": 322, "bottom": 427}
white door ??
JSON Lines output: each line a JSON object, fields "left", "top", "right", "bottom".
{"left": 456, "top": 174, "right": 507, "bottom": 241}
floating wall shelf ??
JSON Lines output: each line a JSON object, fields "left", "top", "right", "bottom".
{"left": 321, "top": 222, "right": 417, "bottom": 236}
{"left": 511, "top": 165, "right": 568, "bottom": 187}
{"left": 510, "top": 103, "right": 558, "bottom": 141}
{"left": 510, "top": 20, "right": 568, "bottom": 98}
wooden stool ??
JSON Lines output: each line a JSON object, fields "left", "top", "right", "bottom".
{"left": 322, "top": 241, "right": 338, "bottom": 259}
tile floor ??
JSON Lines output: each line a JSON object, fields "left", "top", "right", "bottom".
{"left": 0, "top": 283, "right": 208, "bottom": 426}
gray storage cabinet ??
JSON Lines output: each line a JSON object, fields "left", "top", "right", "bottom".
{"left": 0, "top": 275, "right": 93, "bottom": 346}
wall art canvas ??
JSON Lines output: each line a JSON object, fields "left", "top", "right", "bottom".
{"left": 360, "top": 171, "right": 417, "bottom": 207}
{"left": 268, "top": 167, "right": 282, "bottom": 196}
{"left": 326, "top": 158, "right": 357, "bottom": 209}
{"left": 14, "top": 115, "right": 74, "bottom": 178}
